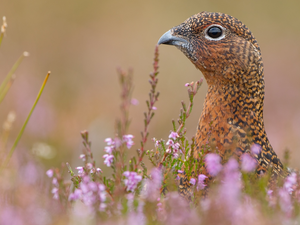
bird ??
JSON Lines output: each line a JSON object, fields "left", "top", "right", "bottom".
{"left": 158, "top": 11, "right": 288, "bottom": 198}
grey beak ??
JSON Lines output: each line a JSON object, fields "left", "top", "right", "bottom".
{"left": 158, "top": 30, "right": 188, "bottom": 46}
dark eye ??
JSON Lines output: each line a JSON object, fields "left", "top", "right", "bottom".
{"left": 207, "top": 26, "right": 223, "bottom": 39}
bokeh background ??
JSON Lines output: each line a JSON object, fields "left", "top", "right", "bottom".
{"left": 0, "top": 0, "right": 300, "bottom": 170}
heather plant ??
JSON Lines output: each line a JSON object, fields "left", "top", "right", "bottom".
{"left": 45, "top": 46, "right": 300, "bottom": 224}
{"left": 1, "top": 15, "right": 300, "bottom": 225}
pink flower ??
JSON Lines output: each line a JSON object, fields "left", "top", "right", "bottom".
{"left": 251, "top": 143, "right": 261, "bottom": 155}
{"left": 123, "top": 134, "right": 134, "bottom": 149}
{"left": 131, "top": 98, "right": 139, "bottom": 105}
{"left": 278, "top": 188, "right": 293, "bottom": 215}
{"left": 104, "top": 146, "right": 114, "bottom": 154}
{"left": 52, "top": 177, "right": 58, "bottom": 185}
{"left": 86, "top": 163, "right": 93, "bottom": 170}
{"left": 104, "top": 138, "right": 114, "bottom": 146}
{"left": 103, "top": 154, "right": 114, "bottom": 167}
{"left": 241, "top": 153, "right": 257, "bottom": 172}
{"left": 178, "top": 170, "right": 183, "bottom": 174}
{"left": 185, "top": 83, "right": 190, "bottom": 87}
{"left": 79, "top": 154, "right": 86, "bottom": 161}
{"left": 96, "top": 168, "right": 102, "bottom": 173}
{"left": 51, "top": 187, "right": 59, "bottom": 200}
{"left": 76, "top": 166, "right": 84, "bottom": 175}
{"left": 142, "top": 168, "right": 162, "bottom": 201}
{"left": 168, "top": 131, "right": 179, "bottom": 140}
{"left": 284, "top": 172, "right": 297, "bottom": 193}
{"left": 46, "top": 169, "right": 53, "bottom": 178}
{"left": 123, "top": 171, "right": 142, "bottom": 192}
{"left": 152, "top": 106, "right": 157, "bottom": 110}
{"left": 189, "top": 178, "right": 196, "bottom": 185}
{"left": 166, "top": 139, "right": 174, "bottom": 146}
{"left": 166, "top": 136, "right": 181, "bottom": 158}
{"left": 205, "top": 153, "right": 222, "bottom": 176}
{"left": 68, "top": 175, "right": 107, "bottom": 211}
{"left": 197, "top": 174, "right": 207, "bottom": 190}
{"left": 219, "top": 158, "right": 242, "bottom": 211}
{"left": 68, "top": 189, "right": 82, "bottom": 201}
{"left": 155, "top": 140, "right": 160, "bottom": 148}
{"left": 173, "top": 143, "right": 180, "bottom": 151}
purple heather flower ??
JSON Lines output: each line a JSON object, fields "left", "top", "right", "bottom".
{"left": 46, "top": 169, "right": 53, "bottom": 178}
{"left": 103, "top": 154, "right": 114, "bottom": 167}
{"left": 99, "top": 203, "right": 107, "bottom": 211}
{"left": 104, "top": 138, "right": 114, "bottom": 146}
{"left": 51, "top": 187, "right": 59, "bottom": 200}
{"left": 96, "top": 168, "right": 102, "bottom": 173}
{"left": 68, "top": 176, "right": 107, "bottom": 211}
{"left": 251, "top": 143, "right": 261, "bottom": 155}
{"left": 79, "top": 154, "right": 86, "bottom": 161}
{"left": 123, "top": 171, "right": 142, "bottom": 192}
{"left": 155, "top": 140, "right": 160, "bottom": 148}
{"left": 178, "top": 170, "right": 183, "bottom": 174}
{"left": 142, "top": 168, "right": 162, "bottom": 201}
{"left": 76, "top": 166, "right": 84, "bottom": 175}
{"left": 173, "top": 143, "right": 180, "bottom": 151}
{"left": 169, "top": 131, "right": 179, "bottom": 140}
{"left": 278, "top": 188, "right": 293, "bottom": 215}
{"left": 152, "top": 106, "right": 157, "bottom": 110}
{"left": 205, "top": 153, "right": 222, "bottom": 176}
{"left": 88, "top": 182, "right": 98, "bottom": 192}
{"left": 197, "top": 174, "right": 207, "bottom": 190}
{"left": 166, "top": 139, "right": 174, "bottom": 146}
{"left": 219, "top": 158, "right": 242, "bottom": 212}
{"left": 104, "top": 146, "right": 114, "bottom": 154}
{"left": 267, "top": 189, "right": 273, "bottom": 196}
{"left": 189, "top": 178, "right": 196, "bottom": 185}
{"left": 52, "top": 177, "right": 58, "bottom": 185}
{"left": 99, "top": 183, "right": 105, "bottom": 192}
{"left": 86, "top": 163, "right": 93, "bottom": 170}
{"left": 131, "top": 98, "right": 139, "bottom": 105}
{"left": 284, "top": 172, "right": 297, "bottom": 193}
{"left": 123, "top": 134, "right": 134, "bottom": 149}
{"left": 69, "top": 189, "right": 82, "bottom": 201}
{"left": 241, "top": 153, "right": 257, "bottom": 172}
{"left": 266, "top": 189, "right": 276, "bottom": 207}
{"left": 166, "top": 137, "right": 181, "bottom": 158}
{"left": 185, "top": 83, "right": 190, "bottom": 87}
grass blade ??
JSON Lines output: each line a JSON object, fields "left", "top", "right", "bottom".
{"left": 0, "top": 52, "right": 29, "bottom": 97}
{"left": 0, "top": 16, "right": 7, "bottom": 48}
{"left": 0, "top": 75, "right": 15, "bottom": 104}
{"left": 1, "top": 71, "right": 50, "bottom": 168}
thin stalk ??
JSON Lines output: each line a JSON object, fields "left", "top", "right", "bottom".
{"left": 1, "top": 71, "right": 50, "bottom": 168}
{"left": 0, "top": 75, "right": 15, "bottom": 104}
{"left": 0, "top": 16, "right": 7, "bottom": 48}
{"left": 0, "top": 52, "right": 29, "bottom": 96}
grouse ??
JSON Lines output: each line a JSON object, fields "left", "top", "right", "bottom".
{"left": 158, "top": 11, "right": 288, "bottom": 198}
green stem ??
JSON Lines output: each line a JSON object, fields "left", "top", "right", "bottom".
{"left": 0, "top": 75, "right": 15, "bottom": 104}
{"left": 0, "top": 16, "right": 7, "bottom": 48}
{"left": 0, "top": 52, "right": 29, "bottom": 96}
{"left": 1, "top": 71, "right": 50, "bottom": 168}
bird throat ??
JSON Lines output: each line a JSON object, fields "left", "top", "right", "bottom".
{"left": 193, "top": 70, "right": 265, "bottom": 163}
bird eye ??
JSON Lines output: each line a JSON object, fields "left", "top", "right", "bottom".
{"left": 207, "top": 26, "right": 223, "bottom": 39}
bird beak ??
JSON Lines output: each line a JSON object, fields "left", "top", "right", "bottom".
{"left": 158, "top": 30, "right": 188, "bottom": 46}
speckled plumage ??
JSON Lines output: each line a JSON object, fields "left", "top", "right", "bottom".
{"left": 158, "top": 11, "right": 288, "bottom": 199}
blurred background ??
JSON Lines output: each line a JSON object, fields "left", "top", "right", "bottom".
{"left": 0, "top": 0, "right": 300, "bottom": 170}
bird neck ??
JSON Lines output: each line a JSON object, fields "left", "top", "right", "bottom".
{"left": 202, "top": 71, "right": 265, "bottom": 123}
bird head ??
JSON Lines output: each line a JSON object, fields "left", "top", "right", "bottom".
{"left": 158, "top": 11, "right": 263, "bottom": 87}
